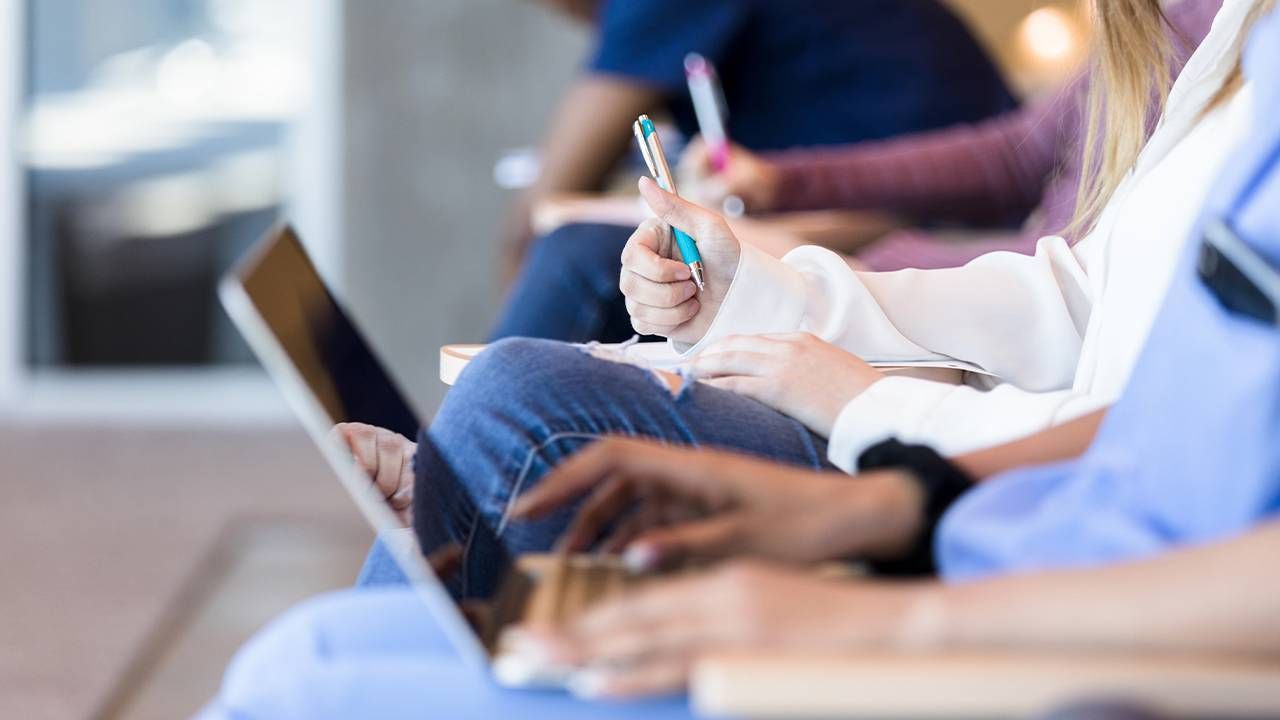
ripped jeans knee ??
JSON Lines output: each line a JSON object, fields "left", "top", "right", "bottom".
{"left": 580, "top": 336, "right": 695, "bottom": 399}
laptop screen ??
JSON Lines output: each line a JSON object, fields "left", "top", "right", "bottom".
{"left": 233, "top": 227, "right": 420, "bottom": 439}
{"left": 225, "top": 226, "right": 520, "bottom": 642}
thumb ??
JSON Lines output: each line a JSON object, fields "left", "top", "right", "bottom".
{"left": 624, "top": 516, "right": 743, "bottom": 571}
{"left": 638, "top": 176, "right": 723, "bottom": 240}
{"left": 631, "top": 217, "right": 668, "bottom": 255}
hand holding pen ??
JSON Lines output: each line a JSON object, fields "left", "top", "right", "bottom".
{"left": 634, "top": 115, "right": 707, "bottom": 291}
{"left": 619, "top": 174, "right": 743, "bottom": 345}
{"left": 677, "top": 138, "right": 784, "bottom": 216}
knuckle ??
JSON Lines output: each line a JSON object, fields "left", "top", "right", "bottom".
{"left": 619, "top": 273, "right": 638, "bottom": 296}
{"left": 374, "top": 429, "right": 397, "bottom": 451}
{"left": 592, "top": 436, "right": 625, "bottom": 461}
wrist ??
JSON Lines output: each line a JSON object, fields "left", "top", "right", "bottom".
{"left": 819, "top": 470, "right": 924, "bottom": 561}
{"left": 856, "top": 440, "right": 976, "bottom": 576}
{"left": 826, "top": 580, "right": 948, "bottom": 652}
{"left": 886, "top": 583, "right": 951, "bottom": 652}
{"left": 826, "top": 371, "right": 885, "bottom": 437}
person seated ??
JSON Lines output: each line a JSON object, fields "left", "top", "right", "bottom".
{"left": 501, "top": 0, "right": 1015, "bottom": 278}
{"left": 355, "top": 0, "right": 1259, "bottom": 591}
{"left": 205, "top": 10, "right": 1280, "bottom": 709}
{"left": 491, "top": 0, "right": 1220, "bottom": 344}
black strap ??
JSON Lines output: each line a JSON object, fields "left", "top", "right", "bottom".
{"left": 1198, "top": 219, "right": 1280, "bottom": 326}
{"left": 856, "top": 439, "right": 975, "bottom": 576}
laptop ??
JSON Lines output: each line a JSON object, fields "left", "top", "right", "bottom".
{"left": 219, "top": 225, "right": 643, "bottom": 688}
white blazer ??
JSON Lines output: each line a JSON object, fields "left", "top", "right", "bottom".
{"left": 680, "top": 0, "right": 1259, "bottom": 471}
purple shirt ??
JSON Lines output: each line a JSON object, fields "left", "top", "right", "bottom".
{"left": 768, "top": 0, "right": 1223, "bottom": 271}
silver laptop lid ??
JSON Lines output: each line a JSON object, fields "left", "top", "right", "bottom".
{"left": 218, "top": 224, "right": 491, "bottom": 668}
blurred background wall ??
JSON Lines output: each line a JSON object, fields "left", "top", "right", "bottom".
{"left": 339, "top": 0, "right": 588, "bottom": 413}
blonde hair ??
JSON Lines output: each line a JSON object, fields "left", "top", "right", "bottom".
{"left": 1070, "top": 0, "right": 1273, "bottom": 236}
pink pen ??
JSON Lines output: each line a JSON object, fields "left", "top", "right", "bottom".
{"left": 685, "top": 53, "right": 731, "bottom": 170}
{"left": 685, "top": 53, "right": 744, "bottom": 215}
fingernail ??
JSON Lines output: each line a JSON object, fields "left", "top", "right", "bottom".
{"left": 498, "top": 629, "right": 553, "bottom": 665}
{"left": 623, "top": 544, "right": 659, "bottom": 574}
{"left": 567, "top": 668, "right": 612, "bottom": 699}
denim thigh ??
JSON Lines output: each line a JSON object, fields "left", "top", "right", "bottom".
{"left": 414, "top": 337, "right": 833, "bottom": 596}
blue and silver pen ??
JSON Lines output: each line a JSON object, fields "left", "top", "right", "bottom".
{"left": 633, "top": 114, "right": 706, "bottom": 291}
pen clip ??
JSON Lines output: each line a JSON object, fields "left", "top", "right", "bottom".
{"left": 644, "top": 129, "right": 678, "bottom": 194}
{"left": 633, "top": 120, "right": 659, "bottom": 179}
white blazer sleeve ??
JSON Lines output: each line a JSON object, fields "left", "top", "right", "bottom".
{"left": 678, "top": 237, "right": 1097, "bottom": 471}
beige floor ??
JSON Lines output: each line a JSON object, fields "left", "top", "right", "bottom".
{"left": 0, "top": 421, "right": 373, "bottom": 720}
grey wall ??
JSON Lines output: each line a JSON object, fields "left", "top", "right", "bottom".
{"left": 340, "top": 0, "right": 588, "bottom": 414}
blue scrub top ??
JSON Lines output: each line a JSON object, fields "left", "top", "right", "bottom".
{"left": 937, "top": 9, "right": 1280, "bottom": 580}
{"left": 588, "top": 0, "right": 1017, "bottom": 151}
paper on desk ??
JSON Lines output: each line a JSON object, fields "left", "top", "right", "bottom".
{"left": 440, "top": 341, "right": 996, "bottom": 386}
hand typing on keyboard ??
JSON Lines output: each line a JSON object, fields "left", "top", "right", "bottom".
{"left": 511, "top": 437, "right": 923, "bottom": 571}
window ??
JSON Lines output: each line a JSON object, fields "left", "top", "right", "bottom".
{"left": 21, "top": 0, "right": 311, "bottom": 368}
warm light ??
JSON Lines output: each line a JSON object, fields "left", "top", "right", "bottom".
{"left": 1018, "top": 7, "right": 1080, "bottom": 64}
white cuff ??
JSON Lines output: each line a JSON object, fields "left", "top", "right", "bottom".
{"left": 671, "top": 242, "right": 808, "bottom": 357}
{"left": 825, "top": 376, "right": 955, "bottom": 472}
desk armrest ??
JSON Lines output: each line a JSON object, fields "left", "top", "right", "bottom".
{"left": 691, "top": 652, "right": 1280, "bottom": 719}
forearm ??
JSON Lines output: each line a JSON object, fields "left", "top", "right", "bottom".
{"left": 766, "top": 104, "right": 1055, "bottom": 225}
{"left": 503, "top": 77, "right": 660, "bottom": 253}
{"left": 911, "top": 521, "right": 1280, "bottom": 657}
{"left": 952, "top": 409, "right": 1106, "bottom": 481}
{"left": 533, "top": 77, "right": 660, "bottom": 197}
{"left": 528, "top": 0, "right": 598, "bottom": 24}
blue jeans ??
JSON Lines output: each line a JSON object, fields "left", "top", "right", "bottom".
{"left": 359, "top": 338, "right": 833, "bottom": 596}
{"left": 488, "top": 224, "right": 636, "bottom": 343}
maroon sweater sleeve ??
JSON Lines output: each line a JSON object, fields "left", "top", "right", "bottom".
{"left": 767, "top": 78, "right": 1081, "bottom": 226}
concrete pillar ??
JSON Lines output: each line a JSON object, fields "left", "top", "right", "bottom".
{"left": 337, "top": 0, "right": 587, "bottom": 412}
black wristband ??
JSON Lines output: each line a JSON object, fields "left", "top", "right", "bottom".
{"left": 856, "top": 438, "right": 975, "bottom": 577}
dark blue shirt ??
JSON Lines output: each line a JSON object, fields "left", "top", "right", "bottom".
{"left": 588, "top": 0, "right": 1017, "bottom": 151}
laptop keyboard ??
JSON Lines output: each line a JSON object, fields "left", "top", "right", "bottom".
{"left": 519, "top": 555, "right": 641, "bottom": 625}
